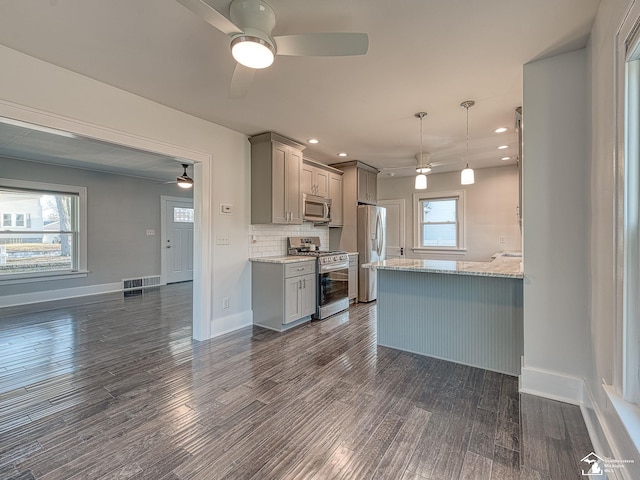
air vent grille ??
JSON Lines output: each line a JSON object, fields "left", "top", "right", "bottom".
{"left": 122, "top": 275, "right": 161, "bottom": 291}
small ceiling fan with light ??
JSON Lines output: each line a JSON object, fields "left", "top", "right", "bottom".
{"left": 163, "top": 163, "right": 194, "bottom": 188}
{"left": 176, "top": 0, "right": 369, "bottom": 98}
{"left": 381, "top": 112, "right": 457, "bottom": 186}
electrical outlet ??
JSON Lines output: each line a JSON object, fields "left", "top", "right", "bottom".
{"left": 146, "top": 229, "right": 155, "bottom": 236}
{"left": 216, "top": 234, "right": 230, "bottom": 245}
{"left": 223, "top": 297, "right": 230, "bottom": 309}
{"left": 499, "top": 235, "right": 506, "bottom": 245}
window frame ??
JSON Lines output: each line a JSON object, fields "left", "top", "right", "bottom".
{"left": 412, "top": 190, "right": 466, "bottom": 256}
{"left": 0, "top": 178, "right": 88, "bottom": 285}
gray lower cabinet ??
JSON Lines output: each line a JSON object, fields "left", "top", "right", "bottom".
{"left": 348, "top": 253, "right": 358, "bottom": 303}
{"left": 252, "top": 260, "right": 316, "bottom": 331}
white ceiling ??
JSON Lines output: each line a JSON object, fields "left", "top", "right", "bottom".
{"left": 0, "top": 0, "right": 601, "bottom": 179}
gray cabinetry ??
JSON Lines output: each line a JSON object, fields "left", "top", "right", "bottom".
{"left": 357, "top": 167, "right": 378, "bottom": 204}
{"left": 252, "top": 260, "right": 316, "bottom": 331}
{"left": 348, "top": 253, "right": 358, "bottom": 303}
{"left": 328, "top": 172, "right": 343, "bottom": 227}
{"left": 250, "top": 132, "right": 304, "bottom": 224}
{"left": 301, "top": 161, "right": 329, "bottom": 197}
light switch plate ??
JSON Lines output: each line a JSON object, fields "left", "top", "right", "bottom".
{"left": 220, "top": 204, "right": 233, "bottom": 215}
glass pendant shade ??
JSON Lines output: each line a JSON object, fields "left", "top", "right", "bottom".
{"left": 177, "top": 164, "right": 194, "bottom": 189}
{"left": 415, "top": 173, "right": 427, "bottom": 190}
{"left": 460, "top": 164, "right": 475, "bottom": 185}
{"left": 231, "top": 36, "right": 275, "bottom": 69}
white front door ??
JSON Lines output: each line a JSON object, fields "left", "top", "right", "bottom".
{"left": 378, "top": 199, "right": 405, "bottom": 259}
{"left": 165, "top": 199, "right": 194, "bottom": 283}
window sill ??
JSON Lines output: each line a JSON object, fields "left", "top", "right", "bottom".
{"left": 412, "top": 248, "right": 467, "bottom": 257}
{"left": 0, "top": 270, "right": 89, "bottom": 286}
{"left": 603, "top": 384, "right": 640, "bottom": 455}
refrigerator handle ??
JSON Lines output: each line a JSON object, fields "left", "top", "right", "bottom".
{"left": 375, "top": 213, "right": 383, "bottom": 257}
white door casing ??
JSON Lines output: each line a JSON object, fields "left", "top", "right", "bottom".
{"left": 378, "top": 199, "right": 406, "bottom": 258}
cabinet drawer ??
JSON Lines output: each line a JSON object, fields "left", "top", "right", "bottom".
{"left": 285, "top": 261, "right": 316, "bottom": 278}
{"left": 348, "top": 255, "right": 358, "bottom": 267}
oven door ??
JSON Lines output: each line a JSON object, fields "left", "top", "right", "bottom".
{"left": 319, "top": 267, "right": 349, "bottom": 307}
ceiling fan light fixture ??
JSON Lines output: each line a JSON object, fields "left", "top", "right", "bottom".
{"left": 177, "top": 164, "right": 194, "bottom": 189}
{"left": 415, "top": 173, "right": 427, "bottom": 190}
{"left": 231, "top": 35, "right": 275, "bottom": 69}
{"left": 416, "top": 166, "right": 431, "bottom": 174}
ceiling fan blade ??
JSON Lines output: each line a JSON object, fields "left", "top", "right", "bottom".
{"left": 176, "top": 0, "right": 243, "bottom": 35}
{"left": 430, "top": 160, "right": 459, "bottom": 168}
{"left": 274, "top": 33, "right": 369, "bottom": 57}
{"left": 229, "top": 63, "right": 256, "bottom": 98}
{"left": 382, "top": 165, "right": 417, "bottom": 171}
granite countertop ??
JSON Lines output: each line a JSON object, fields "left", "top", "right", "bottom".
{"left": 362, "top": 257, "right": 524, "bottom": 279}
{"left": 249, "top": 255, "right": 316, "bottom": 264}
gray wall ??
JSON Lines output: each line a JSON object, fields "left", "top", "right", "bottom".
{"left": 0, "top": 156, "right": 192, "bottom": 299}
{"left": 377, "top": 165, "right": 521, "bottom": 261}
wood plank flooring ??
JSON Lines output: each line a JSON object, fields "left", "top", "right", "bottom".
{"left": 0, "top": 283, "right": 593, "bottom": 479}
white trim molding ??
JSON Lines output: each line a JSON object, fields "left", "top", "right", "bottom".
{"left": 0, "top": 282, "right": 121, "bottom": 308}
{"left": 519, "top": 364, "right": 585, "bottom": 405}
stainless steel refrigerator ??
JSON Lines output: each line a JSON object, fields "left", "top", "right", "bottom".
{"left": 357, "top": 204, "right": 386, "bottom": 302}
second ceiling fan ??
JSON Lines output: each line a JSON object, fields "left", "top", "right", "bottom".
{"left": 177, "top": 0, "right": 369, "bottom": 98}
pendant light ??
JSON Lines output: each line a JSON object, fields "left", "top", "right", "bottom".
{"left": 460, "top": 100, "right": 475, "bottom": 185}
{"left": 177, "top": 164, "right": 194, "bottom": 189}
{"left": 415, "top": 112, "right": 428, "bottom": 190}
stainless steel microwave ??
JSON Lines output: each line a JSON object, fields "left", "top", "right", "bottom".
{"left": 303, "top": 193, "right": 332, "bottom": 224}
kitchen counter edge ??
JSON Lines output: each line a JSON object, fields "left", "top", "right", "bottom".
{"left": 249, "top": 256, "right": 316, "bottom": 264}
{"left": 362, "top": 258, "right": 524, "bottom": 279}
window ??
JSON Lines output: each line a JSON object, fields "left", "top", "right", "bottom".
{"left": 2, "top": 213, "right": 11, "bottom": 227}
{"left": 413, "top": 190, "right": 466, "bottom": 253}
{"left": 173, "top": 207, "right": 194, "bottom": 223}
{"left": 0, "top": 179, "right": 87, "bottom": 282}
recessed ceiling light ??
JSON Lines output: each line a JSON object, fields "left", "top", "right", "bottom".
{"left": 308, "top": 138, "right": 319, "bottom": 144}
{"left": 495, "top": 127, "right": 508, "bottom": 133}
{"left": 501, "top": 156, "right": 511, "bottom": 161}
{"left": 498, "top": 145, "right": 509, "bottom": 150}
{"left": 337, "top": 152, "right": 348, "bottom": 157}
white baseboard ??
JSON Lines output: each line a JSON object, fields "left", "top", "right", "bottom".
{"left": 519, "top": 365, "right": 585, "bottom": 405}
{"left": 210, "top": 310, "right": 253, "bottom": 338}
{"left": 0, "top": 282, "right": 122, "bottom": 308}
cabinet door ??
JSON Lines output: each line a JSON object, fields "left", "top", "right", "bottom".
{"left": 357, "top": 167, "right": 369, "bottom": 203}
{"left": 287, "top": 147, "right": 303, "bottom": 224}
{"left": 367, "top": 170, "right": 377, "bottom": 203}
{"left": 315, "top": 170, "right": 329, "bottom": 198}
{"left": 329, "top": 173, "right": 343, "bottom": 226}
{"left": 300, "top": 163, "right": 314, "bottom": 195}
{"left": 301, "top": 273, "right": 316, "bottom": 317}
{"left": 349, "top": 266, "right": 358, "bottom": 301}
{"left": 284, "top": 276, "right": 302, "bottom": 324}
{"left": 271, "top": 142, "right": 288, "bottom": 224}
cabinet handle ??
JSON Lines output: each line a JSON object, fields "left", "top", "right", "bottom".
{"left": 299, "top": 280, "right": 302, "bottom": 289}
{"left": 296, "top": 267, "right": 304, "bottom": 271}
{"left": 303, "top": 278, "right": 306, "bottom": 288}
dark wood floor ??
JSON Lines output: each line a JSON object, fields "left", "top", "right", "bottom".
{"left": 0, "top": 283, "right": 593, "bottom": 479}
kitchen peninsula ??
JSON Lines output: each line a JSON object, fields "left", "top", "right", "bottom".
{"left": 364, "top": 257, "right": 524, "bottom": 376}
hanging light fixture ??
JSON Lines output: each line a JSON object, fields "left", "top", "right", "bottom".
{"left": 176, "top": 164, "right": 194, "bottom": 189}
{"left": 414, "top": 112, "right": 429, "bottom": 190}
{"left": 460, "top": 100, "right": 475, "bottom": 185}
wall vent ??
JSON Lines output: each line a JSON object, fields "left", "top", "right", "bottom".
{"left": 122, "top": 275, "right": 161, "bottom": 292}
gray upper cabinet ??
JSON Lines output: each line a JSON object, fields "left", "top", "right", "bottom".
{"left": 302, "top": 158, "right": 344, "bottom": 227}
{"left": 357, "top": 167, "right": 378, "bottom": 204}
{"left": 250, "top": 132, "right": 304, "bottom": 225}
{"left": 301, "top": 162, "right": 329, "bottom": 198}
{"left": 328, "top": 172, "right": 343, "bottom": 226}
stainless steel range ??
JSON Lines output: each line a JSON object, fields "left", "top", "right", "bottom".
{"left": 288, "top": 236, "right": 350, "bottom": 320}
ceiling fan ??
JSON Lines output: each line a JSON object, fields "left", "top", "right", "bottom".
{"left": 381, "top": 153, "right": 458, "bottom": 175}
{"left": 162, "top": 163, "right": 194, "bottom": 188}
{"left": 176, "top": 0, "right": 369, "bottom": 98}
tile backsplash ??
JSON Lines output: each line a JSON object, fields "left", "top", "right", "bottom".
{"left": 249, "top": 224, "right": 329, "bottom": 257}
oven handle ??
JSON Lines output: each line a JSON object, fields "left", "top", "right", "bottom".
{"left": 318, "top": 260, "right": 349, "bottom": 273}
